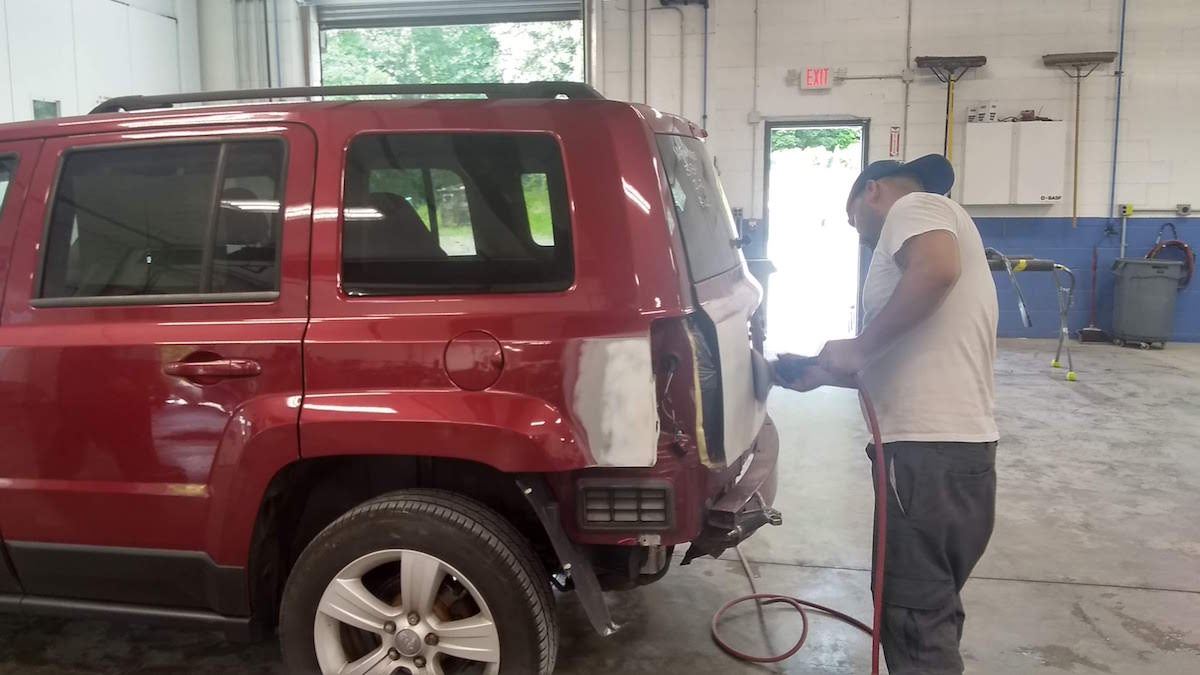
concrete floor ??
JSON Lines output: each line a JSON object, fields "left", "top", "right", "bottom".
{"left": 2, "top": 339, "right": 1199, "bottom": 674}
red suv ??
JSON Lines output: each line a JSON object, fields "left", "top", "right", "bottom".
{"left": 0, "top": 82, "right": 779, "bottom": 674}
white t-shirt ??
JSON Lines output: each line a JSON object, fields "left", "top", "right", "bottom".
{"left": 860, "top": 192, "right": 999, "bottom": 444}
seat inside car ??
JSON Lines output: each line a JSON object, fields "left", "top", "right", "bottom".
{"left": 342, "top": 188, "right": 449, "bottom": 268}
{"left": 212, "top": 187, "right": 276, "bottom": 293}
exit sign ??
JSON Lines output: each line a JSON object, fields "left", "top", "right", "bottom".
{"left": 800, "top": 67, "right": 831, "bottom": 90}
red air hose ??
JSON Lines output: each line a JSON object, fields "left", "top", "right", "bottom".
{"left": 1146, "top": 240, "right": 1194, "bottom": 288}
{"left": 712, "top": 375, "right": 887, "bottom": 674}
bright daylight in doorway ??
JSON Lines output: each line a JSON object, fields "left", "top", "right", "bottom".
{"left": 765, "top": 125, "right": 864, "bottom": 357}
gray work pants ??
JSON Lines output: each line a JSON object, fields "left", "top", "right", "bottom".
{"left": 868, "top": 440, "right": 997, "bottom": 675}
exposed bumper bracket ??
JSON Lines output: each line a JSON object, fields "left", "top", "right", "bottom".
{"left": 682, "top": 418, "right": 782, "bottom": 565}
{"left": 516, "top": 475, "right": 619, "bottom": 637}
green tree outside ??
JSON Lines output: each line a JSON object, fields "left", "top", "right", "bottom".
{"left": 320, "top": 21, "right": 582, "bottom": 86}
{"left": 321, "top": 25, "right": 503, "bottom": 86}
{"left": 771, "top": 127, "right": 861, "bottom": 153}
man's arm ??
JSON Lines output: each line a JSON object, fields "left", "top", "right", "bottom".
{"left": 818, "top": 229, "right": 961, "bottom": 376}
{"left": 859, "top": 229, "right": 961, "bottom": 355}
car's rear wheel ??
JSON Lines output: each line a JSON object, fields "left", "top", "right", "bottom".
{"left": 280, "top": 489, "right": 557, "bottom": 675}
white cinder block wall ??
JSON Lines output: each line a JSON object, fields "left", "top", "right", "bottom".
{"left": 596, "top": 0, "right": 1198, "bottom": 220}
{"left": 0, "top": 0, "right": 201, "bottom": 122}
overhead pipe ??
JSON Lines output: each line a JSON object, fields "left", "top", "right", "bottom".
{"left": 836, "top": 74, "right": 905, "bottom": 81}
{"left": 702, "top": 2, "right": 709, "bottom": 129}
{"left": 299, "top": 4, "right": 314, "bottom": 85}
{"left": 272, "top": 0, "right": 282, "bottom": 87}
{"left": 1108, "top": 0, "right": 1128, "bottom": 220}
{"left": 902, "top": 0, "right": 913, "bottom": 159}
{"left": 259, "top": 0, "right": 273, "bottom": 87}
{"left": 627, "top": 0, "right": 635, "bottom": 101}
{"left": 1128, "top": 207, "right": 1195, "bottom": 215}
{"left": 583, "top": 0, "right": 598, "bottom": 86}
{"left": 749, "top": 0, "right": 759, "bottom": 217}
{"left": 643, "top": 0, "right": 649, "bottom": 102}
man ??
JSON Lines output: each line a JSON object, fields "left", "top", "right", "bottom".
{"left": 778, "top": 154, "right": 999, "bottom": 674}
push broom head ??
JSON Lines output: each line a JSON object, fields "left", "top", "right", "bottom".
{"left": 914, "top": 55, "right": 987, "bottom": 70}
{"left": 1042, "top": 52, "right": 1117, "bottom": 69}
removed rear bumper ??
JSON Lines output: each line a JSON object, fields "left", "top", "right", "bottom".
{"left": 682, "top": 416, "right": 781, "bottom": 564}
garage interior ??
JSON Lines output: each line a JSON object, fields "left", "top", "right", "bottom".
{"left": 0, "top": 0, "right": 1197, "bottom": 673}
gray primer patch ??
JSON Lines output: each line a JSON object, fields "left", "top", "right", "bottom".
{"left": 1020, "top": 645, "right": 1112, "bottom": 672}
{"left": 570, "top": 336, "right": 658, "bottom": 467}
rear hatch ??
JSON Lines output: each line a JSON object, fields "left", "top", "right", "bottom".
{"left": 655, "top": 134, "right": 768, "bottom": 468}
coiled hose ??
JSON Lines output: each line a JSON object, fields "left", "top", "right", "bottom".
{"left": 1147, "top": 223, "right": 1194, "bottom": 288}
{"left": 712, "top": 375, "right": 887, "bottom": 674}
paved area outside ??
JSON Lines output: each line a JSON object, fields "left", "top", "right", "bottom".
{"left": 1, "top": 339, "right": 1199, "bottom": 673}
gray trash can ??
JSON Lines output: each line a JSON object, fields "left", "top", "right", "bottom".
{"left": 1111, "top": 258, "right": 1185, "bottom": 347}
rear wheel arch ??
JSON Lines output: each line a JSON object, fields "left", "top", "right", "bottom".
{"left": 279, "top": 489, "right": 558, "bottom": 674}
{"left": 245, "top": 455, "right": 559, "bottom": 631}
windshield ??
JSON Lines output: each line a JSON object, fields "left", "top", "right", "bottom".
{"left": 656, "top": 134, "right": 741, "bottom": 283}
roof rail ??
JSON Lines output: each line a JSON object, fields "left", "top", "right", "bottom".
{"left": 89, "top": 81, "right": 604, "bottom": 115}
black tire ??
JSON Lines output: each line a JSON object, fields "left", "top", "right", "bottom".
{"left": 279, "top": 489, "right": 558, "bottom": 675}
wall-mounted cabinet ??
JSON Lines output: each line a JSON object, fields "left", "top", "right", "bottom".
{"left": 961, "top": 121, "right": 1067, "bottom": 206}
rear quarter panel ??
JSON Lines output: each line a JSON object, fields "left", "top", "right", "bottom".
{"left": 301, "top": 101, "right": 693, "bottom": 472}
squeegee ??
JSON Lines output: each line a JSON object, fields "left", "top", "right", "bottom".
{"left": 1043, "top": 52, "right": 1118, "bottom": 228}
{"left": 915, "top": 55, "right": 987, "bottom": 162}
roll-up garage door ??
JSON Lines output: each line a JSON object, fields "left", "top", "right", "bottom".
{"left": 300, "top": 0, "right": 582, "bottom": 29}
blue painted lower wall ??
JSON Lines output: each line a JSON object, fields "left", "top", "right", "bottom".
{"left": 974, "top": 216, "right": 1198, "bottom": 342}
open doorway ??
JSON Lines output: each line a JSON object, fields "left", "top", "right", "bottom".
{"left": 320, "top": 21, "right": 583, "bottom": 86}
{"left": 763, "top": 122, "right": 867, "bottom": 356}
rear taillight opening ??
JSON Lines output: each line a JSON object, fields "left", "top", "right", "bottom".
{"left": 651, "top": 314, "right": 726, "bottom": 466}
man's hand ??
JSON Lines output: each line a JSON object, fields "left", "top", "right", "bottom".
{"left": 772, "top": 355, "right": 836, "bottom": 392}
{"left": 817, "top": 338, "right": 869, "bottom": 378}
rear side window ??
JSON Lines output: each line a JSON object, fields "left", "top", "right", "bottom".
{"left": 0, "top": 157, "right": 16, "bottom": 206}
{"left": 342, "top": 133, "right": 573, "bottom": 296}
{"left": 38, "top": 140, "right": 285, "bottom": 301}
{"left": 656, "top": 135, "right": 740, "bottom": 282}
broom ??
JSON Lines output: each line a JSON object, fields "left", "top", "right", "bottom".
{"left": 1078, "top": 246, "right": 1108, "bottom": 342}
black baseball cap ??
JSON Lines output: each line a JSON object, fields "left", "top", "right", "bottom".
{"left": 846, "top": 154, "right": 955, "bottom": 209}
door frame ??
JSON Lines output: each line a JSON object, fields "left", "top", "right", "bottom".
{"left": 0, "top": 140, "right": 42, "bottom": 597}
{"left": 761, "top": 118, "right": 870, "bottom": 336}
{"left": 0, "top": 124, "right": 317, "bottom": 623}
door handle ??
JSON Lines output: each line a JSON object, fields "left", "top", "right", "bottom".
{"left": 164, "top": 358, "right": 262, "bottom": 381}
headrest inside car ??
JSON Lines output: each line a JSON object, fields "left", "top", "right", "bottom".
{"left": 217, "top": 187, "right": 275, "bottom": 247}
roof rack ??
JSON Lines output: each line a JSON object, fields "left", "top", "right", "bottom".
{"left": 89, "top": 81, "right": 604, "bottom": 115}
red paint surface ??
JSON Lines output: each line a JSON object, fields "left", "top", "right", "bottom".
{"left": 0, "top": 99, "right": 770, "bottom": 574}
{"left": 444, "top": 331, "right": 504, "bottom": 391}
{"left": 0, "top": 123, "right": 315, "bottom": 565}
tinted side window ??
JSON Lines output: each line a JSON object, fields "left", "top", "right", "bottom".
{"left": 342, "top": 133, "right": 573, "bottom": 295}
{"left": 38, "top": 140, "right": 284, "bottom": 301}
{"left": 214, "top": 142, "right": 285, "bottom": 293}
{"left": 0, "top": 157, "right": 17, "bottom": 207}
{"left": 656, "top": 135, "right": 740, "bottom": 282}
